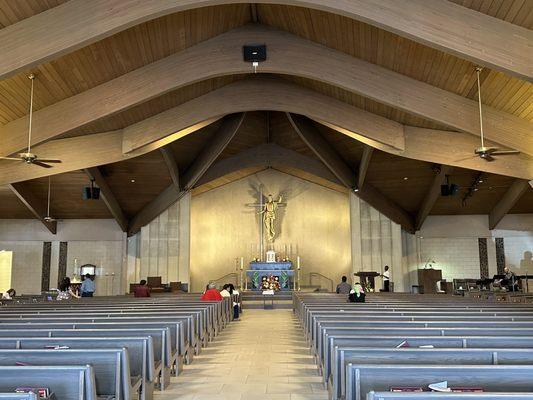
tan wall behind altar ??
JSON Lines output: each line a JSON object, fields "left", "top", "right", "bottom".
{"left": 190, "top": 169, "right": 351, "bottom": 292}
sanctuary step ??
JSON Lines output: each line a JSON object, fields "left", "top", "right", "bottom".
{"left": 241, "top": 290, "right": 294, "bottom": 309}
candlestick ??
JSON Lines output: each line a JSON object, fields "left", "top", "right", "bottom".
{"left": 297, "top": 256, "right": 301, "bottom": 270}
{"left": 240, "top": 257, "right": 244, "bottom": 270}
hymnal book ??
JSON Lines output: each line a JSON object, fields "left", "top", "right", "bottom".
{"left": 390, "top": 387, "right": 423, "bottom": 392}
{"left": 451, "top": 387, "right": 484, "bottom": 392}
{"left": 396, "top": 340, "right": 410, "bottom": 348}
{"left": 15, "top": 387, "right": 50, "bottom": 399}
{"left": 44, "top": 345, "right": 69, "bottom": 349}
{"left": 419, "top": 345, "right": 434, "bottom": 348}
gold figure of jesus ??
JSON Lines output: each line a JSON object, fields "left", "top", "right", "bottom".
{"left": 260, "top": 194, "right": 283, "bottom": 242}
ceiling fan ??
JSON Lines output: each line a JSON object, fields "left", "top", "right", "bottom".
{"left": 0, "top": 74, "right": 62, "bottom": 168}
{"left": 473, "top": 67, "right": 520, "bottom": 162}
{"left": 43, "top": 176, "right": 56, "bottom": 223}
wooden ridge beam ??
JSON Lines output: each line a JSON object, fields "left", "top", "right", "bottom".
{"left": 0, "top": 78, "right": 531, "bottom": 187}
{"left": 84, "top": 167, "right": 128, "bottom": 232}
{"left": 287, "top": 113, "right": 415, "bottom": 233}
{"left": 489, "top": 180, "right": 530, "bottom": 230}
{"left": 415, "top": 165, "right": 453, "bottom": 231}
{"left": 181, "top": 113, "right": 245, "bottom": 190}
{"left": 160, "top": 146, "right": 180, "bottom": 189}
{"left": 358, "top": 145, "right": 373, "bottom": 189}
{"left": 8, "top": 182, "right": 57, "bottom": 234}
{"left": 0, "top": 0, "right": 530, "bottom": 81}
{"left": 2, "top": 25, "right": 531, "bottom": 158}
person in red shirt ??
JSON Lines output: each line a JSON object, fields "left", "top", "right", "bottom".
{"left": 201, "top": 282, "right": 223, "bottom": 301}
{"left": 133, "top": 279, "right": 151, "bottom": 298}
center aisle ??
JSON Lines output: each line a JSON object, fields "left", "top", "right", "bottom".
{"left": 157, "top": 309, "right": 328, "bottom": 400}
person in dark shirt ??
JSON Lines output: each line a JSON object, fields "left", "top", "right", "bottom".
{"left": 336, "top": 276, "right": 351, "bottom": 294}
{"left": 134, "top": 279, "right": 151, "bottom": 298}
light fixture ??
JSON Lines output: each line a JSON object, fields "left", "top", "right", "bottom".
{"left": 403, "top": 177, "right": 408, "bottom": 181}
{"left": 130, "top": 179, "right": 135, "bottom": 183}
{"left": 352, "top": 187, "right": 359, "bottom": 193}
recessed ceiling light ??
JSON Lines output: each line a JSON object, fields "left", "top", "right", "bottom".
{"left": 130, "top": 179, "right": 135, "bottom": 183}
{"left": 478, "top": 179, "right": 484, "bottom": 183}
{"left": 403, "top": 177, "right": 408, "bottom": 181}
{"left": 474, "top": 188, "right": 479, "bottom": 191}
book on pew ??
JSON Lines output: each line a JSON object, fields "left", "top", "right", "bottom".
{"left": 390, "top": 387, "right": 423, "bottom": 392}
{"left": 15, "top": 387, "right": 53, "bottom": 399}
{"left": 451, "top": 388, "right": 484, "bottom": 392}
{"left": 396, "top": 340, "right": 410, "bottom": 348}
{"left": 43, "top": 345, "right": 69, "bottom": 349}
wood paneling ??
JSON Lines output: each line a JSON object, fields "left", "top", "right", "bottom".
{"left": 448, "top": 0, "right": 533, "bottom": 29}
{"left": 259, "top": 5, "right": 532, "bottom": 119}
{"left": 99, "top": 152, "right": 172, "bottom": 218}
{"left": 364, "top": 151, "right": 436, "bottom": 214}
{"left": 0, "top": 0, "right": 67, "bottom": 28}
{"left": 23, "top": 172, "right": 111, "bottom": 219}
{"left": 0, "top": 5, "right": 250, "bottom": 124}
{"left": 0, "top": 185, "right": 33, "bottom": 218}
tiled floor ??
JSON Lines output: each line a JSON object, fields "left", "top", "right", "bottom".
{"left": 156, "top": 309, "right": 328, "bottom": 400}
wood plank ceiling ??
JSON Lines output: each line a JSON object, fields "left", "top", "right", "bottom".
{"left": 0, "top": 1, "right": 531, "bottom": 230}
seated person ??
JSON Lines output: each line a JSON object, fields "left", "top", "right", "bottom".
{"left": 220, "top": 284, "right": 231, "bottom": 297}
{"left": 133, "top": 279, "right": 151, "bottom": 297}
{"left": 56, "top": 278, "right": 80, "bottom": 301}
{"left": 336, "top": 276, "right": 351, "bottom": 294}
{"left": 2, "top": 288, "right": 16, "bottom": 300}
{"left": 494, "top": 266, "right": 519, "bottom": 291}
{"left": 201, "top": 282, "right": 223, "bottom": 301}
{"left": 349, "top": 282, "right": 365, "bottom": 303}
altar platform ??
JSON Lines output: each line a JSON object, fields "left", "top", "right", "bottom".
{"left": 246, "top": 261, "right": 295, "bottom": 290}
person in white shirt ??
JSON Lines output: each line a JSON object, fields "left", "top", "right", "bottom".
{"left": 2, "top": 288, "right": 15, "bottom": 300}
{"left": 382, "top": 265, "right": 390, "bottom": 292}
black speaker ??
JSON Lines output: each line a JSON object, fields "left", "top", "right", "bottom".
{"left": 243, "top": 44, "right": 267, "bottom": 62}
{"left": 440, "top": 184, "right": 449, "bottom": 196}
{"left": 449, "top": 184, "right": 459, "bottom": 196}
{"left": 82, "top": 186, "right": 100, "bottom": 200}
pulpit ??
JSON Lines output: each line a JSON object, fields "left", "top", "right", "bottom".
{"left": 355, "top": 271, "right": 380, "bottom": 291}
{"left": 418, "top": 268, "right": 442, "bottom": 294}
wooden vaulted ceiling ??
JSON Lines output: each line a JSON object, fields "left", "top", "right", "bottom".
{"left": 0, "top": 1, "right": 531, "bottom": 235}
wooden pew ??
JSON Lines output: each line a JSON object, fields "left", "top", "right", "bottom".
{"left": 0, "top": 393, "right": 38, "bottom": 399}
{"left": 0, "top": 349, "right": 137, "bottom": 400}
{"left": 331, "top": 348, "right": 533, "bottom": 400}
{"left": 367, "top": 392, "right": 533, "bottom": 399}
{"left": 0, "top": 365, "right": 97, "bottom": 400}
{"left": 345, "top": 365, "right": 533, "bottom": 400}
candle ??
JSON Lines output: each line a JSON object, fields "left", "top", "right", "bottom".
{"left": 240, "top": 257, "right": 244, "bottom": 270}
{"left": 297, "top": 256, "right": 301, "bottom": 270}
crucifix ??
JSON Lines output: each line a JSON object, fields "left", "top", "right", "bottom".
{"left": 246, "top": 185, "right": 286, "bottom": 260}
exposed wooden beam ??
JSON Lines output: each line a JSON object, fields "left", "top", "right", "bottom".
{"left": 84, "top": 167, "right": 128, "bottom": 232}
{"left": 159, "top": 147, "right": 180, "bottom": 189}
{"left": 287, "top": 113, "right": 415, "bottom": 233}
{"left": 123, "top": 77, "right": 404, "bottom": 154}
{"left": 196, "top": 143, "right": 343, "bottom": 190}
{"left": 250, "top": 3, "right": 259, "bottom": 22}
{"left": 2, "top": 25, "right": 530, "bottom": 158}
{"left": 415, "top": 165, "right": 453, "bottom": 231}
{"left": 287, "top": 113, "right": 355, "bottom": 188}
{"left": 489, "top": 180, "right": 530, "bottom": 230}
{"left": 182, "top": 113, "right": 245, "bottom": 190}
{"left": 128, "top": 186, "right": 181, "bottom": 236}
{"left": 358, "top": 145, "right": 373, "bottom": 189}
{"left": 8, "top": 182, "right": 57, "bottom": 234}
{"left": 0, "top": 79, "right": 531, "bottom": 187}
{"left": 0, "top": 0, "right": 530, "bottom": 81}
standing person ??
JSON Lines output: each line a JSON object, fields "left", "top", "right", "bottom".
{"left": 228, "top": 283, "right": 241, "bottom": 320}
{"left": 382, "top": 266, "right": 390, "bottom": 292}
{"left": 201, "top": 282, "right": 223, "bottom": 301}
{"left": 336, "top": 276, "right": 351, "bottom": 294}
{"left": 80, "top": 273, "right": 95, "bottom": 297}
{"left": 133, "top": 279, "right": 151, "bottom": 297}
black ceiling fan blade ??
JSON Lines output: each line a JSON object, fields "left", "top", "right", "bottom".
{"left": 490, "top": 150, "right": 521, "bottom": 156}
{"left": 32, "top": 161, "right": 53, "bottom": 168}
{"left": 482, "top": 154, "right": 495, "bottom": 162}
{"left": 37, "top": 159, "right": 62, "bottom": 163}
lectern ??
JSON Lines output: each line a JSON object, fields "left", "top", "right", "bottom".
{"left": 418, "top": 268, "right": 442, "bottom": 294}
{"left": 355, "top": 271, "right": 380, "bottom": 291}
